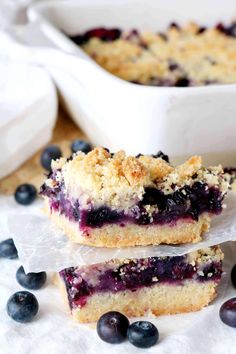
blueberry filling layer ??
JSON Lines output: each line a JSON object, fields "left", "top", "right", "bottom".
{"left": 41, "top": 180, "right": 224, "bottom": 229}
{"left": 59, "top": 255, "right": 222, "bottom": 309}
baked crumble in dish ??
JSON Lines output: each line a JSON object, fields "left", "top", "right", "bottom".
{"left": 40, "top": 147, "right": 228, "bottom": 247}
{"left": 69, "top": 21, "right": 236, "bottom": 86}
{"left": 58, "top": 246, "right": 223, "bottom": 322}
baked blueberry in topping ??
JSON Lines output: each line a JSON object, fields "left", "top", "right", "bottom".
{"left": 15, "top": 184, "right": 37, "bottom": 205}
{"left": 40, "top": 145, "right": 62, "bottom": 171}
{"left": 169, "top": 22, "right": 180, "bottom": 30}
{"left": 16, "top": 266, "right": 47, "bottom": 290}
{"left": 220, "top": 298, "right": 236, "bottom": 327}
{"left": 197, "top": 27, "right": 206, "bottom": 34}
{"left": 71, "top": 27, "right": 121, "bottom": 44}
{"left": 97, "top": 311, "right": 129, "bottom": 344}
{"left": 216, "top": 22, "right": 236, "bottom": 37}
{"left": 71, "top": 140, "right": 92, "bottom": 154}
{"left": 141, "top": 187, "right": 165, "bottom": 206}
{"left": 0, "top": 238, "right": 18, "bottom": 259}
{"left": 168, "top": 62, "right": 179, "bottom": 71}
{"left": 175, "top": 77, "right": 190, "bottom": 87}
{"left": 152, "top": 150, "right": 169, "bottom": 162}
{"left": 127, "top": 321, "right": 159, "bottom": 348}
{"left": 7, "top": 291, "right": 39, "bottom": 323}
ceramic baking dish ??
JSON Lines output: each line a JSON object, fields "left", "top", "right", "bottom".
{"left": 28, "top": 0, "right": 236, "bottom": 165}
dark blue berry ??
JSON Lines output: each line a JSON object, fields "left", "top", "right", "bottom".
{"left": 40, "top": 145, "right": 62, "bottom": 171}
{"left": 71, "top": 28, "right": 121, "bottom": 45}
{"left": 86, "top": 207, "right": 120, "bottom": 227}
{"left": 16, "top": 266, "right": 47, "bottom": 290}
{"left": 231, "top": 265, "right": 236, "bottom": 288}
{"left": 197, "top": 27, "right": 206, "bottom": 34}
{"left": 0, "top": 238, "right": 18, "bottom": 259}
{"left": 175, "top": 77, "right": 190, "bottom": 87}
{"left": 127, "top": 321, "right": 159, "bottom": 348}
{"left": 97, "top": 311, "right": 129, "bottom": 344}
{"left": 71, "top": 140, "right": 92, "bottom": 154}
{"left": 168, "top": 62, "right": 179, "bottom": 71}
{"left": 220, "top": 298, "right": 236, "bottom": 327}
{"left": 7, "top": 291, "right": 39, "bottom": 323}
{"left": 14, "top": 184, "right": 37, "bottom": 205}
{"left": 153, "top": 151, "right": 169, "bottom": 163}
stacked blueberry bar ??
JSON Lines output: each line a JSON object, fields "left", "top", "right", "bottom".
{"left": 41, "top": 148, "right": 228, "bottom": 322}
{"left": 69, "top": 21, "right": 236, "bottom": 86}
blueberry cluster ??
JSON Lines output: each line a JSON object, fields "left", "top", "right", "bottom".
{"left": 70, "top": 28, "right": 122, "bottom": 45}
{"left": 0, "top": 238, "right": 46, "bottom": 323}
{"left": 97, "top": 311, "right": 159, "bottom": 348}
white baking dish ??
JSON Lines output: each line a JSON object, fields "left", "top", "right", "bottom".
{"left": 28, "top": 0, "right": 236, "bottom": 165}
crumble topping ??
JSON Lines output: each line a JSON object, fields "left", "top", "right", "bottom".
{"left": 76, "top": 21, "right": 236, "bottom": 86}
{"left": 44, "top": 147, "right": 228, "bottom": 210}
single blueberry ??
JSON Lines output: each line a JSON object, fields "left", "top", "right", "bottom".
{"left": 168, "top": 62, "right": 179, "bottom": 71}
{"left": 153, "top": 151, "right": 169, "bottom": 163}
{"left": 7, "top": 291, "right": 39, "bottom": 323}
{"left": 197, "top": 27, "right": 206, "bottom": 34}
{"left": 97, "top": 311, "right": 129, "bottom": 344}
{"left": 14, "top": 184, "right": 37, "bottom": 205}
{"left": 40, "top": 145, "right": 62, "bottom": 171}
{"left": 231, "top": 265, "right": 236, "bottom": 288}
{"left": 219, "top": 298, "right": 236, "bottom": 327}
{"left": 127, "top": 321, "right": 159, "bottom": 348}
{"left": 0, "top": 238, "right": 18, "bottom": 259}
{"left": 16, "top": 266, "right": 47, "bottom": 290}
{"left": 175, "top": 77, "right": 190, "bottom": 87}
{"left": 71, "top": 140, "right": 92, "bottom": 154}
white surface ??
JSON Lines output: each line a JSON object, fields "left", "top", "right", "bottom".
{"left": 0, "top": 35, "right": 58, "bottom": 178}
{"left": 3, "top": 193, "right": 236, "bottom": 273}
{"left": 25, "top": 0, "right": 236, "bottom": 164}
{"left": 0, "top": 197, "right": 236, "bottom": 353}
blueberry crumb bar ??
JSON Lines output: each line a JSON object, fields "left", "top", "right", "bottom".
{"left": 40, "top": 147, "right": 228, "bottom": 247}
{"left": 69, "top": 21, "right": 236, "bottom": 86}
{"left": 58, "top": 246, "right": 223, "bottom": 323}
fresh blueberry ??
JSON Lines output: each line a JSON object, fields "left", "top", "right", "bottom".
{"left": 14, "top": 184, "right": 37, "bottom": 205}
{"left": 219, "top": 298, "right": 236, "bottom": 327}
{"left": 7, "top": 291, "right": 39, "bottom": 323}
{"left": 127, "top": 321, "right": 159, "bottom": 348}
{"left": 71, "top": 140, "right": 92, "bottom": 154}
{"left": 16, "top": 266, "right": 47, "bottom": 290}
{"left": 97, "top": 311, "right": 129, "bottom": 344}
{"left": 231, "top": 265, "right": 236, "bottom": 288}
{"left": 0, "top": 238, "right": 18, "bottom": 259}
{"left": 40, "top": 145, "right": 62, "bottom": 171}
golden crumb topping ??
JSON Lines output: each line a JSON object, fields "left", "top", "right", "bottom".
{"left": 45, "top": 147, "right": 228, "bottom": 210}
{"left": 81, "top": 22, "right": 236, "bottom": 86}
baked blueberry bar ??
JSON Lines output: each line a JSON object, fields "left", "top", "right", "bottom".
{"left": 58, "top": 246, "right": 223, "bottom": 323}
{"left": 69, "top": 21, "right": 236, "bottom": 86}
{"left": 40, "top": 147, "right": 228, "bottom": 247}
